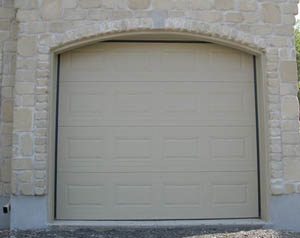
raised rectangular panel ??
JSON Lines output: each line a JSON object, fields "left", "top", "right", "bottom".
{"left": 210, "top": 52, "right": 242, "bottom": 70}
{"left": 70, "top": 93, "right": 104, "bottom": 113}
{"left": 68, "top": 138, "right": 103, "bottom": 160}
{"left": 110, "top": 52, "right": 152, "bottom": 72}
{"left": 68, "top": 185, "right": 104, "bottom": 206}
{"left": 57, "top": 42, "right": 258, "bottom": 220}
{"left": 58, "top": 83, "right": 105, "bottom": 125}
{"left": 115, "top": 185, "right": 152, "bottom": 206}
{"left": 163, "top": 185, "right": 202, "bottom": 206}
{"left": 213, "top": 185, "right": 248, "bottom": 205}
{"left": 114, "top": 91, "right": 152, "bottom": 113}
{"left": 160, "top": 49, "right": 197, "bottom": 72}
{"left": 57, "top": 128, "right": 107, "bottom": 172}
{"left": 61, "top": 43, "right": 253, "bottom": 83}
{"left": 114, "top": 138, "right": 151, "bottom": 159}
{"left": 58, "top": 127, "right": 257, "bottom": 173}
{"left": 59, "top": 83, "right": 255, "bottom": 127}
{"left": 163, "top": 137, "right": 199, "bottom": 159}
{"left": 211, "top": 138, "right": 246, "bottom": 160}
{"left": 70, "top": 52, "right": 107, "bottom": 71}
{"left": 163, "top": 92, "right": 198, "bottom": 113}
{"left": 209, "top": 92, "right": 244, "bottom": 112}
{"left": 57, "top": 171, "right": 258, "bottom": 219}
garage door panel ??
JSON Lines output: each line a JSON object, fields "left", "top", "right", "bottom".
{"left": 58, "top": 82, "right": 255, "bottom": 127}
{"left": 61, "top": 43, "right": 253, "bottom": 83}
{"left": 57, "top": 42, "right": 259, "bottom": 220}
{"left": 61, "top": 72, "right": 253, "bottom": 84}
{"left": 57, "top": 171, "right": 258, "bottom": 220}
{"left": 57, "top": 126, "right": 257, "bottom": 173}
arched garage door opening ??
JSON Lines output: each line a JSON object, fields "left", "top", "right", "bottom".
{"left": 55, "top": 41, "right": 259, "bottom": 220}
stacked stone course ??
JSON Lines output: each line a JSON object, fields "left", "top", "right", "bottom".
{"left": 0, "top": 0, "right": 17, "bottom": 198}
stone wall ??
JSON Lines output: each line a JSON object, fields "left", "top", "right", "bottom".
{"left": 7, "top": 0, "right": 300, "bottom": 199}
{"left": 0, "top": 0, "right": 16, "bottom": 198}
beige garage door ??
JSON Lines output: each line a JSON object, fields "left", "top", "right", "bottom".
{"left": 56, "top": 42, "right": 259, "bottom": 220}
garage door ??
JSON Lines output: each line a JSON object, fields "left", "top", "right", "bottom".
{"left": 56, "top": 42, "right": 259, "bottom": 220}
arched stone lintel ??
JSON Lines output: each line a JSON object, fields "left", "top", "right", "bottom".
{"left": 49, "top": 18, "right": 266, "bottom": 55}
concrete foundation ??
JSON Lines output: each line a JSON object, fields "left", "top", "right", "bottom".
{"left": 0, "top": 196, "right": 10, "bottom": 229}
{"left": 270, "top": 194, "right": 300, "bottom": 232}
{"left": 10, "top": 196, "right": 48, "bottom": 230}
{"left": 8, "top": 194, "right": 300, "bottom": 232}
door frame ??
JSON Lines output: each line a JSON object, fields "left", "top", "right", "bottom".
{"left": 47, "top": 31, "right": 269, "bottom": 223}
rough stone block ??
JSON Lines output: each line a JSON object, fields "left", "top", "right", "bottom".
{"left": 239, "top": 0, "right": 257, "bottom": 11}
{"left": 87, "top": 10, "right": 110, "bottom": 20}
{"left": 225, "top": 13, "right": 244, "bottom": 23}
{"left": 284, "top": 159, "right": 300, "bottom": 180}
{"left": 41, "top": 0, "right": 62, "bottom": 20}
{"left": 0, "top": 8, "right": 16, "bottom": 19}
{"left": 262, "top": 3, "right": 281, "bottom": 24}
{"left": 280, "top": 83, "right": 298, "bottom": 96}
{"left": 116, "top": 0, "right": 127, "bottom": 9}
{"left": 16, "top": 10, "right": 38, "bottom": 21}
{"left": 63, "top": 9, "right": 87, "bottom": 20}
{"left": 15, "top": 82, "right": 35, "bottom": 95}
{"left": 285, "top": 183, "right": 296, "bottom": 194}
{"left": 0, "top": 160, "right": 10, "bottom": 182}
{"left": 12, "top": 159, "right": 33, "bottom": 170}
{"left": 34, "top": 171, "right": 46, "bottom": 179}
{"left": 112, "top": 10, "right": 133, "bottom": 20}
{"left": 20, "top": 183, "right": 33, "bottom": 195}
{"left": 282, "top": 15, "right": 296, "bottom": 25}
{"left": 79, "top": 0, "right": 101, "bottom": 8}
{"left": 102, "top": 0, "right": 114, "bottom": 9}
{"left": 198, "top": 11, "right": 222, "bottom": 22}
{"left": 214, "top": 0, "right": 234, "bottom": 10}
{"left": 17, "top": 36, "right": 36, "bottom": 57}
{"left": 281, "top": 3, "right": 298, "bottom": 15}
{"left": 17, "top": 171, "right": 33, "bottom": 183}
{"left": 281, "top": 96, "right": 299, "bottom": 120}
{"left": 14, "top": 108, "right": 33, "bottom": 131}
{"left": 153, "top": 0, "right": 175, "bottom": 9}
{"left": 0, "top": 31, "right": 9, "bottom": 41}
{"left": 21, "top": 134, "right": 33, "bottom": 156}
{"left": 2, "top": 100, "right": 13, "bottom": 122}
{"left": 0, "top": 20, "right": 10, "bottom": 30}
{"left": 280, "top": 61, "right": 298, "bottom": 83}
{"left": 174, "top": 0, "right": 189, "bottom": 10}
{"left": 63, "top": 0, "right": 77, "bottom": 8}
{"left": 271, "top": 185, "right": 284, "bottom": 195}
{"left": 282, "top": 132, "right": 300, "bottom": 144}
{"left": 128, "top": 0, "right": 150, "bottom": 9}
{"left": 282, "top": 120, "right": 300, "bottom": 131}
{"left": 191, "top": 0, "right": 212, "bottom": 10}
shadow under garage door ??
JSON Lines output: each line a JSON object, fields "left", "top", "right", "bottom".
{"left": 56, "top": 42, "right": 259, "bottom": 220}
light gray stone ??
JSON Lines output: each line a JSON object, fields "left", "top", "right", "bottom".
{"left": 17, "top": 36, "right": 36, "bottom": 57}
{"left": 41, "top": 0, "right": 62, "bottom": 20}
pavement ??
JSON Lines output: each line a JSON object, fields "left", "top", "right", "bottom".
{"left": 1, "top": 227, "right": 300, "bottom": 238}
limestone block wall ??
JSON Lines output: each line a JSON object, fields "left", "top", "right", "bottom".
{"left": 0, "top": 0, "right": 17, "bottom": 197}
{"left": 6, "top": 0, "right": 300, "bottom": 199}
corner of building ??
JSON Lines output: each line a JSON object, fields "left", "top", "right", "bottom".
{"left": 0, "top": 196, "right": 10, "bottom": 229}
{"left": 269, "top": 194, "right": 300, "bottom": 232}
{"left": 10, "top": 195, "right": 48, "bottom": 230}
